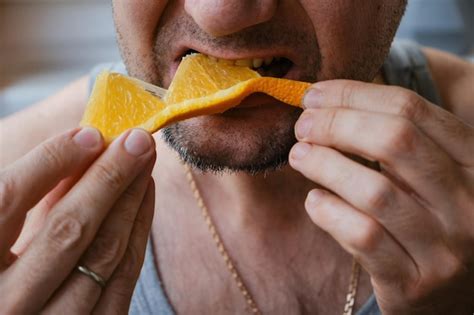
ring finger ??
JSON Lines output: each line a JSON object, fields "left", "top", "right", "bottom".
{"left": 43, "top": 158, "right": 155, "bottom": 314}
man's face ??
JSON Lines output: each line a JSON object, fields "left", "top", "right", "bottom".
{"left": 113, "top": 0, "right": 406, "bottom": 173}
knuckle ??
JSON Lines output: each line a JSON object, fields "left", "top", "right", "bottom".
{"left": 350, "top": 219, "right": 384, "bottom": 253}
{"left": 340, "top": 81, "right": 357, "bottom": 107}
{"left": 85, "top": 236, "right": 125, "bottom": 272}
{"left": 431, "top": 252, "right": 467, "bottom": 284}
{"left": 384, "top": 120, "right": 418, "bottom": 154}
{"left": 45, "top": 214, "right": 84, "bottom": 251}
{"left": 321, "top": 109, "right": 339, "bottom": 141}
{"left": 93, "top": 162, "right": 127, "bottom": 191}
{"left": 118, "top": 204, "right": 139, "bottom": 226}
{"left": 408, "top": 253, "right": 466, "bottom": 304}
{"left": 327, "top": 162, "right": 353, "bottom": 188}
{"left": 396, "top": 90, "right": 428, "bottom": 121}
{"left": 120, "top": 184, "right": 143, "bottom": 206}
{"left": 365, "top": 178, "right": 396, "bottom": 211}
{"left": 112, "top": 185, "right": 148, "bottom": 225}
{"left": 38, "top": 141, "right": 65, "bottom": 171}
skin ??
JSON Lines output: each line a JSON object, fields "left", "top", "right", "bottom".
{"left": 0, "top": 0, "right": 473, "bottom": 314}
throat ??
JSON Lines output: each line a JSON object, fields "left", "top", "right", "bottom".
{"left": 153, "top": 133, "right": 320, "bottom": 245}
{"left": 190, "top": 164, "right": 315, "bottom": 231}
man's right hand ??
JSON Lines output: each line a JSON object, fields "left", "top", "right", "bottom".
{"left": 0, "top": 127, "right": 156, "bottom": 314}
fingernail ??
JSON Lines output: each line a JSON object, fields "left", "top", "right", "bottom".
{"left": 303, "top": 87, "right": 323, "bottom": 109}
{"left": 291, "top": 142, "right": 311, "bottom": 160}
{"left": 295, "top": 114, "right": 312, "bottom": 139}
{"left": 73, "top": 127, "right": 102, "bottom": 148}
{"left": 124, "top": 129, "right": 151, "bottom": 156}
{"left": 307, "top": 190, "right": 324, "bottom": 206}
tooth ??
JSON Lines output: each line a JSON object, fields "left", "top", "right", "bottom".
{"left": 252, "top": 58, "right": 263, "bottom": 68}
{"left": 235, "top": 59, "right": 252, "bottom": 67}
{"left": 264, "top": 57, "right": 274, "bottom": 66}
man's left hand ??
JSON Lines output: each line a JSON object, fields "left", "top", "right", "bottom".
{"left": 289, "top": 80, "right": 474, "bottom": 315}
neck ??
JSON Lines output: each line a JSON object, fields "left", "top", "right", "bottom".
{"left": 196, "top": 164, "right": 314, "bottom": 229}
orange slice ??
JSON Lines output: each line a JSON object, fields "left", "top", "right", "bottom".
{"left": 81, "top": 53, "right": 311, "bottom": 143}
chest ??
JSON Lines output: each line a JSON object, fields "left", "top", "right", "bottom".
{"left": 151, "top": 206, "right": 373, "bottom": 315}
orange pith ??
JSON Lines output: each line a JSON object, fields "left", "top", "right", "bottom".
{"left": 81, "top": 53, "right": 311, "bottom": 143}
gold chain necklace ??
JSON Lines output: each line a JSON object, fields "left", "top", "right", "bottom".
{"left": 183, "top": 163, "right": 360, "bottom": 315}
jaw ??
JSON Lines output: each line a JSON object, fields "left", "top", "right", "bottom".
{"left": 161, "top": 100, "right": 302, "bottom": 174}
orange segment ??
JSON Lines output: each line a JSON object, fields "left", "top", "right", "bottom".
{"left": 81, "top": 53, "right": 311, "bottom": 143}
{"left": 81, "top": 72, "right": 166, "bottom": 143}
{"left": 165, "top": 54, "right": 261, "bottom": 104}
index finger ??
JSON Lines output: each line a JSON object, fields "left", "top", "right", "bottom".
{"left": 0, "top": 127, "right": 104, "bottom": 258}
{"left": 303, "top": 80, "right": 474, "bottom": 165}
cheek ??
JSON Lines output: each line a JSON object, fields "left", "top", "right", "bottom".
{"left": 301, "top": 0, "right": 404, "bottom": 80}
{"left": 113, "top": 0, "right": 168, "bottom": 54}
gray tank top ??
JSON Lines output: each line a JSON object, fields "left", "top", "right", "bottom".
{"left": 89, "top": 40, "right": 443, "bottom": 315}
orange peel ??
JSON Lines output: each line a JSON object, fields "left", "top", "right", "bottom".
{"left": 81, "top": 53, "right": 311, "bottom": 143}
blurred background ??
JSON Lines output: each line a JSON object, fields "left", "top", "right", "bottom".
{"left": 1, "top": 0, "right": 473, "bottom": 117}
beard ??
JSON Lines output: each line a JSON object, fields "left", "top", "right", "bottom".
{"left": 117, "top": 2, "right": 406, "bottom": 174}
{"left": 162, "top": 102, "right": 303, "bottom": 174}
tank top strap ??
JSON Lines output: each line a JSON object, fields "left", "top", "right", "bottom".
{"left": 129, "top": 240, "right": 175, "bottom": 315}
{"left": 383, "top": 40, "right": 443, "bottom": 107}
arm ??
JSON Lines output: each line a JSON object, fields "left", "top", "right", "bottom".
{"left": 0, "top": 76, "right": 89, "bottom": 167}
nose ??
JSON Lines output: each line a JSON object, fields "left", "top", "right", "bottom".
{"left": 184, "top": 0, "right": 278, "bottom": 36}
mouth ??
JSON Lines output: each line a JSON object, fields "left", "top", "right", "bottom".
{"left": 172, "top": 47, "right": 295, "bottom": 80}
{"left": 169, "top": 48, "right": 297, "bottom": 110}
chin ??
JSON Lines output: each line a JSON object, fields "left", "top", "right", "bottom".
{"left": 162, "top": 100, "right": 302, "bottom": 174}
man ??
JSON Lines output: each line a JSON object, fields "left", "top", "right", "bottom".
{"left": 0, "top": 1, "right": 473, "bottom": 314}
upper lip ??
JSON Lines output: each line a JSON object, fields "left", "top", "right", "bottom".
{"left": 174, "top": 44, "right": 299, "bottom": 65}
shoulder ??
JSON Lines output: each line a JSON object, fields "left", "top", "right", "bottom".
{"left": 422, "top": 47, "right": 474, "bottom": 123}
